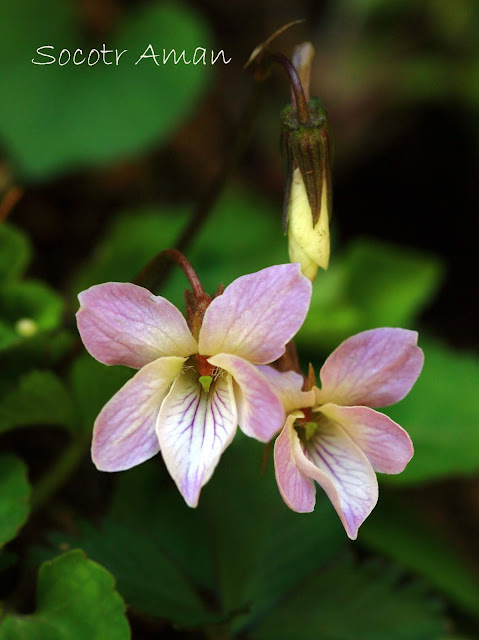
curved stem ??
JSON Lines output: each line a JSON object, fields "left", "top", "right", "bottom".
{"left": 134, "top": 83, "right": 263, "bottom": 294}
{"left": 135, "top": 249, "right": 205, "bottom": 298}
{"left": 272, "top": 53, "right": 310, "bottom": 125}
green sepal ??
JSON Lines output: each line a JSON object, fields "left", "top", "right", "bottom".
{"left": 280, "top": 97, "right": 332, "bottom": 227}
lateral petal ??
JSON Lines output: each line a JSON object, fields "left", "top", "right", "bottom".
{"left": 274, "top": 413, "right": 316, "bottom": 512}
{"left": 295, "top": 414, "right": 378, "bottom": 539}
{"left": 257, "top": 365, "right": 316, "bottom": 412}
{"left": 92, "top": 356, "right": 185, "bottom": 471}
{"left": 317, "top": 328, "right": 424, "bottom": 407}
{"left": 156, "top": 368, "right": 237, "bottom": 507}
{"left": 208, "top": 353, "right": 285, "bottom": 442}
{"left": 198, "top": 264, "right": 312, "bottom": 364}
{"left": 77, "top": 282, "right": 198, "bottom": 369}
{"left": 320, "top": 403, "right": 414, "bottom": 474}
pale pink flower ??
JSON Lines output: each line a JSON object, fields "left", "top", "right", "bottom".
{"left": 267, "top": 328, "right": 424, "bottom": 539}
{"left": 76, "top": 264, "right": 311, "bottom": 507}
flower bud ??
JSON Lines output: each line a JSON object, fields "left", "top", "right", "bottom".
{"left": 281, "top": 97, "right": 332, "bottom": 281}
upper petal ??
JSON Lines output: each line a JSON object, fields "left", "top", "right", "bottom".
{"left": 294, "top": 415, "right": 378, "bottom": 539}
{"left": 257, "top": 365, "right": 316, "bottom": 413}
{"left": 208, "top": 353, "right": 285, "bottom": 442}
{"left": 156, "top": 367, "right": 237, "bottom": 508}
{"left": 320, "top": 403, "right": 414, "bottom": 475}
{"left": 92, "top": 356, "right": 185, "bottom": 471}
{"left": 274, "top": 412, "right": 316, "bottom": 513}
{"left": 198, "top": 264, "right": 312, "bottom": 364}
{"left": 77, "top": 282, "right": 198, "bottom": 369}
{"left": 317, "top": 328, "right": 424, "bottom": 407}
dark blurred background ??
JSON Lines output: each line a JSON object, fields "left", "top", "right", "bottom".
{"left": 1, "top": 0, "right": 479, "bottom": 638}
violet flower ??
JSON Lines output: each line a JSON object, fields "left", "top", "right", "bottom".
{"left": 76, "top": 264, "right": 311, "bottom": 507}
{"left": 267, "top": 328, "right": 424, "bottom": 539}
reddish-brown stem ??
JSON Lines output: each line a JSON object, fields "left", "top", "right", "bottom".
{"left": 135, "top": 248, "right": 205, "bottom": 298}
{"left": 271, "top": 52, "right": 310, "bottom": 125}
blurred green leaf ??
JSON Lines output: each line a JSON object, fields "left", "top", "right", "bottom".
{"left": 0, "top": 370, "right": 76, "bottom": 434}
{"left": 69, "top": 354, "right": 133, "bottom": 432}
{"left": 0, "top": 550, "right": 130, "bottom": 639}
{"left": 385, "top": 340, "right": 479, "bottom": 484}
{"left": 0, "top": 1, "right": 211, "bottom": 179}
{"left": 0, "top": 549, "right": 18, "bottom": 572}
{"left": 45, "top": 519, "right": 218, "bottom": 627}
{"left": 0, "top": 329, "right": 75, "bottom": 396}
{"left": 0, "top": 455, "right": 30, "bottom": 547}
{"left": 201, "top": 435, "right": 345, "bottom": 628}
{"left": 38, "top": 435, "right": 345, "bottom": 629}
{"left": 361, "top": 495, "right": 479, "bottom": 618}
{"left": 109, "top": 464, "right": 216, "bottom": 593}
{"left": 249, "top": 555, "right": 447, "bottom": 640}
{"left": 0, "top": 223, "right": 30, "bottom": 283}
{"left": 0, "top": 281, "right": 63, "bottom": 351}
{"left": 298, "top": 238, "right": 444, "bottom": 351}
{"left": 73, "top": 190, "right": 287, "bottom": 310}
{"left": 73, "top": 206, "right": 186, "bottom": 294}
{"left": 41, "top": 462, "right": 219, "bottom": 626}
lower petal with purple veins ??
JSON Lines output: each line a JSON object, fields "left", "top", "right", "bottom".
{"left": 156, "top": 367, "right": 237, "bottom": 507}
{"left": 294, "top": 415, "right": 378, "bottom": 539}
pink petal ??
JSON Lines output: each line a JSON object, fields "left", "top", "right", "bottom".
{"left": 320, "top": 403, "right": 414, "bottom": 474}
{"left": 198, "top": 264, "right": 312, "bottom": 364}
{"left": 208, "top": 353, "right": 285, "bottom": 442}
{"left": 317, "top": 328, "right": 424, "bottom": 408}
{"left": 92, "top": 356, "right": 185, "bottom": 471}
{"left": 295, "top": 415, "right": 378, "bottom": 539}
{"left": 77, "top": 282, "right": 198, "bottom": 369}
{"left": 156, "top": 368, "right": 237, "bottom": 507}
{"left": 257, "top": 365, "right": 316, "bottom": 412}
{"left": 274, "top": 413, "right": 316, "bottom": 512}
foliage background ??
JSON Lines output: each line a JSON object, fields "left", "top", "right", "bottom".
{"left": 0, "top": 0, "right": 478, "bottom": 638}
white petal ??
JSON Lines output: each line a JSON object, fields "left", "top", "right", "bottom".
{"left": 295, "top": 414, "right": 378, "bottom": 539}
{"left": 156, "top": 368, "right": 237, "bottom": 507}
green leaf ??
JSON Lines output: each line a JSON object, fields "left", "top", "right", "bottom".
{"left": 298, "top": 238, "right": 444, "bottom": 351}
{"left": 0, "top": 550, "right": 130, "bottom": 639}
{"left": 0, "top": 370, "right": 76, "bottom": 434}
{"left": 41, "top": 463, "right": 219, "bottom": 626}
{"left": 69, "top": 355, "right": 133, "bottom": 432}
{"left": 0, "top": 281, "right": 63, "bottom": 351}
{"left": 0, "top": 1, "right": 211, "bottom": 179}
{"left": 201, "top": 435, "right": 345, "bottom": 626}
{"left": 109, "top": 464, "right": 216, "bottom": 593}
{"left": 0, "top": 223, "right": 30, "bottom": 283}
{"left": 361, "top": 495, "right": 479, "bottom": 618}
{"left": 46, "top": 519, "right": 217, "bottom": 627}
{"left": 249, "top": 555, "right": 447, "bottom": 640}
{"left": 385, "top": 340, "right": 479, "bottom": 484}
{"left": 0, "top": 454, "right": 30, "bottom": 547}
{"left": 37, "top": 435, "right": 345, "bottom": 629}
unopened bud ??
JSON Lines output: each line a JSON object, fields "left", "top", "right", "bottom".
{"left": 281, "top": 97, "right": 332, "bottom": 281}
